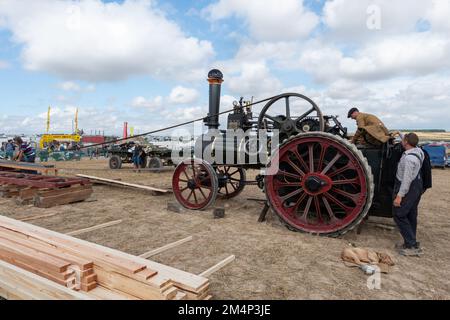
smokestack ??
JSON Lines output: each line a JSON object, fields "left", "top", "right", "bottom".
{"left": 123, "top": 122, "right": 128, "bottom": 139}
{"left": 206, "top": 69, "right": 224, "bottom": 130}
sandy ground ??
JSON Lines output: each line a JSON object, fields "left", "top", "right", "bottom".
{"left": 0, "top": 158, "right": 449, "bottom": 300}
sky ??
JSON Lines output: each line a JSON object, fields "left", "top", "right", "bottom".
{"left": 0, "top": 0, "right": 450, "bottom": 136}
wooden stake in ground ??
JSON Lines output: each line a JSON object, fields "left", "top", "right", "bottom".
{"left": 66, "top": 220, "right": 123, "bottom": 236}
{"left": 20, "top": 213, "right": 58, "bottom": 222}
{"left": 139, "top": 236, "right": 193, "bottom": 259}
{"left": 199, "top": 255, "right": 235, "bottom": 278}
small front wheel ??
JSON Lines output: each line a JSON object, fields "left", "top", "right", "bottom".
{"left": 172, "top": 159, "right": 218, "bottom": 210}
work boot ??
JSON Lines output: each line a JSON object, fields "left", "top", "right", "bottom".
{"left": 399, "top": 247, "right": 423, "bottom": 257}
{"left": 394, "top": 242, "right": 405, "bottom": 250}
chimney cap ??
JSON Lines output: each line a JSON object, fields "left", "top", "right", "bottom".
{"left": 208, "top": 69, "right": 223, "bottom": 80}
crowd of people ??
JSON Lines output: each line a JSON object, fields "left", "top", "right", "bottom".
{"left": 0, "top": 137, "right": 36, "bottom": 163}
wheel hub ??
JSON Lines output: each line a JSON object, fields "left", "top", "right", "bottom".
{"left": 187, "top": 179, "right": 197, "bottom": 190}
{"left": 301, "top": 173, "right": 332, "bottom": 196}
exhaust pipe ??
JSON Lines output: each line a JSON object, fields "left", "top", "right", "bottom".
{"left": 205, "top": 69, "right": 223, "bottom": 130}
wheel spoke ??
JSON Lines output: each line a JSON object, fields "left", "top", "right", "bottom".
{"left": 224, "top": 183, "right": 229, "bottom": 195}
{"left": 332, "top": 188, "right": 360, "bottom": 203}
{"left": 182, "top": 168, "right": 190, "bottom": 180}
{"left": 300, "top": 196, "right": 313, "bottom": 221}
{"left": 308, "top": 144, "right": 314, "bottom": 172}
{"left": 286, "top": 157, "right": 306, "bottom": 177}
{"left": 192, "top": 189, "right": 199, "bottom": 204}
{"left": 317, "top": 144, "right": 329, "bottom": 172}
{"left": 265, "top": 114, "right": 283, "bottom": 123}
{"left": 322, "top": 196, "right": 339, "bottom": 222}
{"left": 285, "top": 97, "right": 290, "bottom": 118}
{"left": 298, "top": 107, "right": 315, "bottom": 121}
{"left": 291, "top": 192, "right": 308, "bottom": 215}
{"left": 187, "top": 190, "right": 194, "bottom": 201}
{"left": 198, "top": 187, "right": 208, "bottom": 199}
{"left": 328, "top": 163, "right": 354, "bottom": 178}
{"left": 324, "top": 192, "right": 352, "bottom": 213}
{"left": 314, "top": 196, "right": 323, "bottom": 223}
{"left": 332, "top": 178, "right": 360, "bottom": 185}
{"left": 280, "top": 188, "right": 304, "bottom": 203}
{"left": 292, "top": 148, "right": 310, "bottom": 173}
{"left": 278, "top": 170, "right": 302, "bottom": 180}
{"left": 275, "top": 181, "right": 303, "bottom": 187}
{"left": 179, "top": 179, "right": 188, "bottom": 183}
{"left": 321, "top": 152, "right": 342, "bottom": 175}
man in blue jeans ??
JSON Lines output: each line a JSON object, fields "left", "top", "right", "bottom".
{"left": 393, "top": 133, "right": 424, "bottom": 257}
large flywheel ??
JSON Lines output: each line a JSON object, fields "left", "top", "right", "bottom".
{"left": 264, "top": 132, "right": 374, "bottom": 237}
{"left": 258, "top": 93, "right": 325, "bottom": 144}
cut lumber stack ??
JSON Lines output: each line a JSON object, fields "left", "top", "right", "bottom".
{"left": 0, "top": 172, "right": 92, "bottom": 208}
{"left": 0, "top": 215, "right": 210, "bottom": 300}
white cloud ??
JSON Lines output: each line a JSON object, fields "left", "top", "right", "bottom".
{"left": 0, "top": 0, "right": 214, "bottom": 81}
{"left": 131, "top": 96, "right": 163, "bottom": 110}
{"left": 162, "top": 106, "right": 205, "bottom": 122}
{"left": 226, "top": 62, "right": 283, "bottom": 98}
{"left": 323, "top": 0, "right": 429, "bottom": 41}
{"left": 204, "top": 0, "right": 318, "bottom": 41}
{"left": 59, "top": 81, "right": 80, "bottom": 91}
{"left": 169, "top": 86, "right": 199, "bottom": 104}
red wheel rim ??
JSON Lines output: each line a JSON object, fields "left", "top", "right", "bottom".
{"left": 265, "top": 136, "right": 369, "bottom": 234}
{"left": 173, "top": 160, "right": 215, "bottom": 210}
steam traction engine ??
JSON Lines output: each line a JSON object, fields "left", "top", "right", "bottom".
{"left": 172, "top": 70, "right": 400, "bottom": 237}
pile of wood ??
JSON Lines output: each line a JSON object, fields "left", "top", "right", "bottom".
{"left": 0, "top": 159, "right": 58, "bottom": 176}
{"left": 0, "top": 172, "right": 92, "bottom": 208}
{"left": 0, "top": 215, "right": 210, "bottom": 300}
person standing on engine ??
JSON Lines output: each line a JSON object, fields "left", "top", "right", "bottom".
{"left": 393, "top": 133, "right": 424, "bottom": 256}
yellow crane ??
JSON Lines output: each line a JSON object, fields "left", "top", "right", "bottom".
{"left": 39, "top": 107, "right": 81, "bottom": 149}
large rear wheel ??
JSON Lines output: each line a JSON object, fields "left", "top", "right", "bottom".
{"left": 265, "top": 132, "right": 374, "bottom": 237}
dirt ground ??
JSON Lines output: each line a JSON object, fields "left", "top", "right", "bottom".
{"left": 1, "top": 158, "right": 449, "bottom": 300}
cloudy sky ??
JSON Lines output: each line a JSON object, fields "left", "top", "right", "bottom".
{"left": 0, "top": 0, "right": 450, "bottom": 136}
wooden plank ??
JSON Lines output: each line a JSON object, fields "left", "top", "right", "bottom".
{"left": 0, "top": 238, "right": 72, "bottom": 273}
{"left": 36, "top": 185, "right": 92, "bottom": 198}
{"left": 139, "top": 236, "right": 193, "bottom": 259}
{"left": 87, "top": 286, "right": 136, "bottom": 300}
{"left": 34, "top": 188, "right": 93, "bottom": 208}
{"left": 199, "top": 255, "right": 235, "bottom": 278}
{"left": 76, "top": 174, "right": 171, "bottom": 194}
{"left": 0, "top": 260, "right": 92, "bottom": 300}
{"left": 66, "top": 220, "right": 123, "bottom": 236}
{"left": 0, "top": 228, "right": 94, "bottom": 270}
{"left": 19, "top": 213, "right": 58, "bottom": 222}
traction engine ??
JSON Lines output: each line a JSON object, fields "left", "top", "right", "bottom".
{"left": 172, "top": 70, "right": 401, "bottom": 237}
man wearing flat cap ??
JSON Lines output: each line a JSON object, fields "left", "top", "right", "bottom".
{"left": 348, "top": 108, "right": 390, "bottom": 147}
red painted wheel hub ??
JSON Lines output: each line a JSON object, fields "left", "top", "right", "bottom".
{"left": 265, "top": 135, "right": 369, "bottom": 235}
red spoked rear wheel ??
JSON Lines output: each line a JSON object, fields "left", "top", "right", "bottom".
{"left": 265, "top": 132, "right": 374, "bottom": 237}
{"left": 172, "top": 159, "right": 218, "bottom": 210}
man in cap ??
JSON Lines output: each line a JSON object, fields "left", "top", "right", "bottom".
{"left": 393, "top": 133, "right": 424, "bottom": 256}
{"left": 348, "top": 108, "right": 390, "bottom": 147}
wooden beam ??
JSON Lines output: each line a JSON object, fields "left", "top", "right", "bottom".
{"left": 0, "top": 260, "right": 92, "bottom": 300}
{"left": 139, "top": 236, "right": 193, "bottom": 259}
{"left": 20, "top": 213, "right": 59, "bottom": 222}
{"left": 66, "top": 220, "right": 123, "bottom": 236}
{"left": 199, "top": 255, "right": 235, "bottom": 278}
{"left": 76, "top": 174, "right": 171, "bottom": 194}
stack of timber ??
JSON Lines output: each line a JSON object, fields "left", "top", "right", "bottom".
{"left": 0, "top": 159, "right": 58, "bottom": 176}
{"left": 0, "top": 172, "right": 92, "bottom": 208}
{"left": 0, "top": 216, "right": 210, "bottom": 300}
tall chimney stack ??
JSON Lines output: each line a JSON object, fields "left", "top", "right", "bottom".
{"left": 206, "top": 69, "right": 224, "bottom": 130}
{"left": 123, "top": 122, "right": 128, "bottom": 139}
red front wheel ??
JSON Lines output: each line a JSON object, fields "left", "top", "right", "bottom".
{"left": 172, "top": 159, "right": 218, "bottom": 210}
